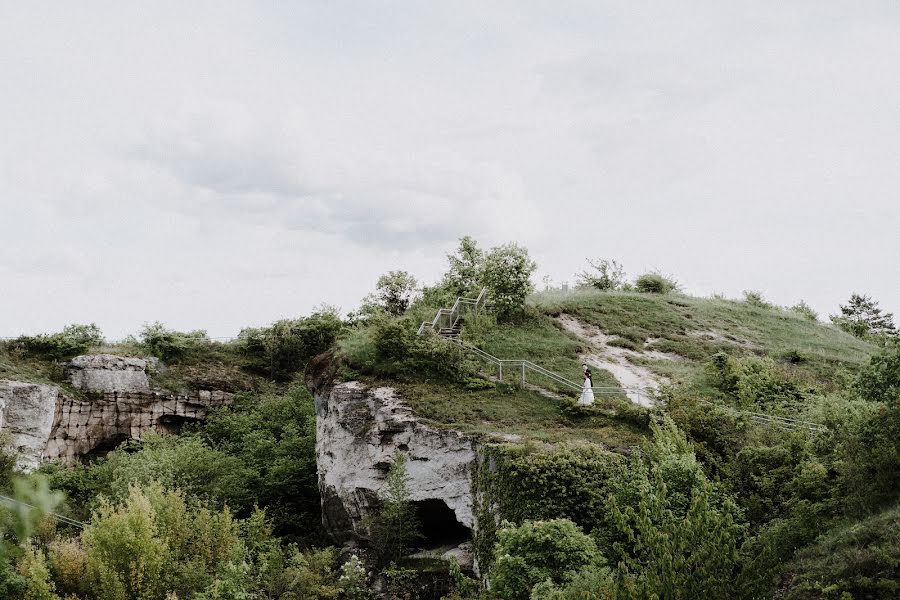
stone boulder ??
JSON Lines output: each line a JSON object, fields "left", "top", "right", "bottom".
{"left": 314, "top": 381, "right": 477, "bottom": 547}
{"left": 66, "top": 354, "right": 152, "bottom": 393}
{"left": 0, "top": 380, "right": 59, "bottom": 470}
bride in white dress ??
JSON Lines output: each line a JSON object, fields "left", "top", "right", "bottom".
{"left": 578, "top": 363, "right": 594, "bottom": 405}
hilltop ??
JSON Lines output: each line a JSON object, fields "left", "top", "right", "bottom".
{"left": 0, "top": 240, "right": 897, "bottom": 600}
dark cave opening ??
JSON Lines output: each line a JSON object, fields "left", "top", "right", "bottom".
{"left": 80, "top": 433, "right": 130, "bottom": 463}
{"left": 412, "top": 499, "right": 471, "bottom": 550}
{"left": 156, "top": 414, "right": 200, "bottom": 435}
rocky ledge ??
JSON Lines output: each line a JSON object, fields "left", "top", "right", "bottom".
{"left": 0, "top": 354, "right": 232, "bottom": 469}
{"left": 313, "top": 379, "right": 478, "bottom": 570}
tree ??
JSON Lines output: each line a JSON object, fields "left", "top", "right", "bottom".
{"left": 602, "top": 418, "right": 746, "bottom": 599}
{"left": 854, "top": 346, "right": 900, "bottom": 403}
{"left": 481, "top": 243, "right": 536, "bottom": 320}
{"left": 371, "top": 271, "right": 418, "bottom": 317}
{"left": 830, "top": 293, "right": 897, "bottom": 339}
{"left": 442, "top": 236, "right": 484, "bottom": 298}
{"left": 367, "top": 454, "right": 420, "bottom": 567}
{"left": 575, "top": 259, "right": 626, "bottom": 291}
{"left": 488, "top": 519, "right": 606, "bottom": 600}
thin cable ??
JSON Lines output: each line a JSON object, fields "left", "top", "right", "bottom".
{"left": 0, "top": 494, "right": 86, "bottom": 529}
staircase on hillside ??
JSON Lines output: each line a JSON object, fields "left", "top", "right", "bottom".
{"left": 416, "top": 289, "right": 827, "bottom": 433}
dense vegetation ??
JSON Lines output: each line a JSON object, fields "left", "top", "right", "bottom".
{"left": 1, "top": 238, "right": 898, "bottom": 599}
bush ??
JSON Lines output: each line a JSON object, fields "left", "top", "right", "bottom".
{"left": 575, "top": 259, "right": 626, "bottom": 291}
{"left": 11, "top": 324, "right": 104, "bottom": 361}
{"left": 366, "top": 454, "right": 420, "bottom": 567}
{"left": 790, "top": 301, "right": 819, "bottom": 322}
{"left": 854, "top": 346, "right": 900, "bottom": 403}
{"left": 634, "top": 272, "right": 678, "bottom": 294}
{"left": 779, "top": 504, "right": 900, "bottom": 600}
{"left": 488, "top": 519, "right": 603, "bottom": 600}
{"left": 743, "top": 290, "right": 771, "bottom": 308}
{"left": 238, "top": 309, "right": 343, "bottom": 381}
{"left": 481, "top": 243, "right": 537, "bottom": 321}
{"left": 137, "top": 322, "right": 209, "bottom": 362}
{"left": 365, "top": 317, "right": 475, "bottom": 383}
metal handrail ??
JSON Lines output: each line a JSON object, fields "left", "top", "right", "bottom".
{"left": 418, "top": 287, "right": 488, "bottom": 336}
{"left": 451, "top": 338, "right": 825, "bottom": 433}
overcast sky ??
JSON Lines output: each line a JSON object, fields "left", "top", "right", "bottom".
{"left": 1, "top": 1, "right": 898, "bottom": 339}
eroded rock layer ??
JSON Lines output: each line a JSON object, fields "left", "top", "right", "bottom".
{"left": 314, "top": 381, "right": 477, "bottom": 546}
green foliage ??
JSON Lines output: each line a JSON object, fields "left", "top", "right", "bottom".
{"left": 602, "top": 420, "right": 746, "bottom": 599}
{"left": 17, "top": 547, "right": 59, "bottom": 600}
{"left": 489, "top": 519, "right": 603, "bottom": 600}
{"left": 237, "top": 309, "right": 343, "bottom": 381}
{"left": 634, "top": 272, "right": 678, "bottom": 294}
{"left": 442, "top": 236, "right": 485, "bottom": 298}
{"left": 137, "top": 322, "right": 209, "bottom": 362}
{"left": 779, "top": 504, "right": 900, "bottom": 600}
{"left": 708, "top": 352, "right": 806, "bottom": 410}
{"left": 854, "top": 345, "right": 900, "bottom": 402}
{"left": 575, "top": 258, "right": 626, "bottom": 291}
{"left": 835, "top": 398, "right": 900, "bottom": 515}
{"left": 742, "top": 290, "right": 772, "bottom": 308}
{"left": 481, "top": 243, "right": 537, "bottom": 321}
{"left": 367, "top": 454, "right": 420, "bottom": 568}
{"left": 830, "top": 293, "right": 898, "bottom": 340}
{"left": 10, "top": 324, "right": 104, "bottom": 361}
{"left": 79, "top": 482, "right": 241, "bottom": 599}
{"left": 363, "top": 271, "right": 419, "bottom": 318}
{"left": 350, "top": 316, "right": 476, "bottom": 384}
{"left": 338, "top": 555, "right": 373, "bottom": 600}
{"left": 194, "top": 385, "right": 321, "bottom": 539}
{"left": 0, "top": 476, "right": 64, "bottom": 559}
{"left": 790, "top": 300, "right": 819, "bottom": 322}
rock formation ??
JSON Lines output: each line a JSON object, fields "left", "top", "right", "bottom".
{"left": 0, "top": 354, "right": 232, "bottom": 469}
{"left": 314, "top": 380, "right": 477, "bottom": 567}
{"left": 0, "top": 381, "right": 59, "bottom": 471}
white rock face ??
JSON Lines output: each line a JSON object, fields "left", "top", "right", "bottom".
{"left": 315, "top": 381, "right": 477, "bottom": 544}
{"left": 67, "top": 354, "right": 152, "bottom": 393}
{"left": 0, "top": 381, "right": 59, "bottom": 470}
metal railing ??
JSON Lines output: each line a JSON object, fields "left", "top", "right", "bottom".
{"left": 417, "top": 287, "right": 488, "bottom": 336}
{"left": 445, "top": 338, "right": 828, "bottom": 433}
{"left": 451, "top": 338, "right": 653, "bottom": 404}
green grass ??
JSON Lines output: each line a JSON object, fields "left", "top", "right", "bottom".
{"left": 531, "top": 289, "right": 876, "bottom": 386}
{"left": 396, "top": 381, "right": 647, "bottom": 450}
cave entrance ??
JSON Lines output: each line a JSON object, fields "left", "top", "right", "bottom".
{"left": 156, "top": 415, "right": 200, "bottom": 435}
{"left": 411, "top": 499, "right": 471, "bottom": 550}
{"left": 80, "top": 433, "right": 130, "bottom": 463}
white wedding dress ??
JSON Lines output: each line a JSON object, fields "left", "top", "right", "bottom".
{"left": 578, "top": 375, "right": 594, "bottom": 405}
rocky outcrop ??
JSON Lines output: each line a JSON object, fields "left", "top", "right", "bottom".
{"left": 0, "top": 354, "right": 232, "bottom": 468}
{"left": 315, "top": 381, "right": 477, "bottom": 549}
{"left": 0, "top": 381, "right": 59, "bottom": 471}
{"left": 66, "top": 354, "right": 155, "bottom": 393}
{"left": 43, "top": 389, "right": 232, "bottom": 464}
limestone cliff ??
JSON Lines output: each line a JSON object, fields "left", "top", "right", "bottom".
{"left": 314, "top": 380, "right": 477, "bottom": 558}
{"left": 0, "top": 381, "right": 59, "bottom": 471}
{"left": 0, "top": 354, "right": 232, "bottom": 468}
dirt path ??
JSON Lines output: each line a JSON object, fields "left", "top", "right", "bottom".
{"left": 556, "top": 314, "right": 680, "bottom": 408}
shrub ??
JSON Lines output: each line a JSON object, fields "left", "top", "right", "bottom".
{"left": 137, "top": 322, "right": 209, "bottom": 362}
{"left": 367, "top": 317, "right": 475, "bottom": 383}
{"left": 488, "top": 519, "right": 603, "bottom": 600}
{"left": 361, "top": 271, "right": 419, "bottom": 317}
{"left": 743, "top": 290, "right": 771, "bottom": 308}
{"left": 634, "top": 272, "right": 678, "bottom": 294}
{"left": 11, "top": 324, "right": 104, "bottom": 361}
{"left": 441, "top": 236, "right": 485, "bottom": 299}
{"left": 16, "top": 547, "right": 58, "bottom": 600}
{"left": 602, "top": 419, "right": 746, "bottom": 599}
{"left": 790, "top": 300, "right": 819, "bottom": 322}
{"left": 575, "top": 259, "right": 626, "bottom": 291}
{"left": 481, "top": 243, "right": 537, "bottom": 321}
{"left": 854, "top": 346, "right": 900, "bottom": 403}
{"left": 238, "top": 309, "right": 343, "bottom": 381}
